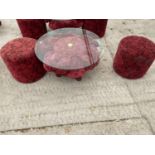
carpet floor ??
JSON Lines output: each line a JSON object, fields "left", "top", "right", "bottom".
{"left": 0, "top": 19, "right": 155, "bottom": 134}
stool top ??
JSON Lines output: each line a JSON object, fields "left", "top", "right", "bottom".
{"left": 35, "top": 28, "right": 103, "bottom": 70}
{"left": 118, "top": 36, "right": 155, "bottom": 54}
{"left": 1, "top": 38, "right": 36, "bottom": 62}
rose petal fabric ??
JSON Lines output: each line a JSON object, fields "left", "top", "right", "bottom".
{"left": 0, "top": 38, "right": 46, "bottom": 83}
{"left": 113, "top": 36, "right": 155, "bottom": 79}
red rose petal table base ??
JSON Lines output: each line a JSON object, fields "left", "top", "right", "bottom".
{"left": 35, "top": 28, "right": 102, "bottom": 80}
{"left": 113, "top": 36, "right": 155, "bottom": 79}
{"left": 0, "top": 38, "right": 46, "bottom": 83}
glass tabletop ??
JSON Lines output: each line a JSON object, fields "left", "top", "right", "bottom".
{"left": 35, "top": 28, "right": 103, "bottom": 70}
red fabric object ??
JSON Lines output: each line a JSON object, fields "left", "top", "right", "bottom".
{"left": 43, "top": 61, "right": 99, "bottom": 79}
{"left": 43, "top": 35, "right": 99, "bottom": 69}
{"left": 113, "top": 36, "right": 155, "bottom": 79}
{"left": 42, "top": 34, "right": 99, "bottom": 79}
{"left": 49, "top": 19, "right": 83, "bottom": 30}
{"left": 16, "top": 19, "right": 47, "bottom": 39}
{"left": 82, "top": 19, "right": 108, "bottom": 37}
{"left": 49, "top": 19, "right": 108, "bottom": 37}
{"left": 0, "top": 38, "right": 46, "bottom": 83}
{"left": 44, "top": 19, "right": 52, "bottom": 23}
{"left": 0, "top": 21, "right": 1, "bottom": 26}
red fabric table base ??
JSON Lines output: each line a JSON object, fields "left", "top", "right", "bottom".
{"left": 17, "top": 19, "right": 47, "bottom": 39}
{"left": 44, "top": 61, "right": 99, "bottom": 80}
{"left": 0, "top": 37, "right": 46, "bottom": 83}
{"left": 113, "top": 36, "right": 155, "bottom": 79}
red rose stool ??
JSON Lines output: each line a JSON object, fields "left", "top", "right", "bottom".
{"left": 49, "top": 19, "right": 83, "bottom": 30}
{"left": 17, "top": 19, "right": 47, "bottom": 39}
{"left": 44, "top": 19, "right": 52, "bottom": 23}
{"left": 82, "top": 19, "right": 108, "bottom": 38}
{"left": 35, "top": 28, "right": 101, "bottom": 81}
{"left": 113, "top": 36, "right": 155, "bottom": 79}
{"left": 49, "top": 19, "right": 108, "bottom": 38}
{"left": 0, "top": 38, "right": 46, "bottom": 83}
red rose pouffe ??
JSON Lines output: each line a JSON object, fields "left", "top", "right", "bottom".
{"left": 113, "top": 36, "right": 155, "bottom": 79}
{"left": 0, "top": 37, "right": 46, "bottom": 83}
{"left": 49, "top": 19, "right": 83, "bottom": 30}
{"left": 82, "top": 19, "right": 108, "bottom": 38}
{"left": 49, "top": 19, "right": 108, "bottom": 38}
{"left": 17, "top": 19, "right": 47, "bottom": 39}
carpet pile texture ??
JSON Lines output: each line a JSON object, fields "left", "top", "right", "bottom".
{"left": 0, "top": 19, "right": 155, "bottom": 134}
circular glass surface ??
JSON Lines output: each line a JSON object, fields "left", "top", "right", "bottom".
{"left": 35, "top": 28, "right": 103, "bottom": 70}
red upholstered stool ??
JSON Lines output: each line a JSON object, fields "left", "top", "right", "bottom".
{"left": 82, "top": 19, "right": 108, "bottom": 37}
{"left": 17, "top": 19, "right": 47, "bottom": 39}
{"left": 44, "top": 19, "right": 52, "bottom": 23}
{"left": 113, "top": 36, "right": 155, "bottom": 79}
{"left": 49, "top": 19, "right": 83, "bottom": 30}
{"left": 0, "top": 38, "right": 46, "bottom": 83}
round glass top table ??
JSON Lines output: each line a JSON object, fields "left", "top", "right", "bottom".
{"left": 35, "top": 28, "right": 103, "bottom": 80}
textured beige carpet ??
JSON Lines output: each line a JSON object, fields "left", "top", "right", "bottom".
{"left": 0, "top": 19, "right": 155, "bottom": 134}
